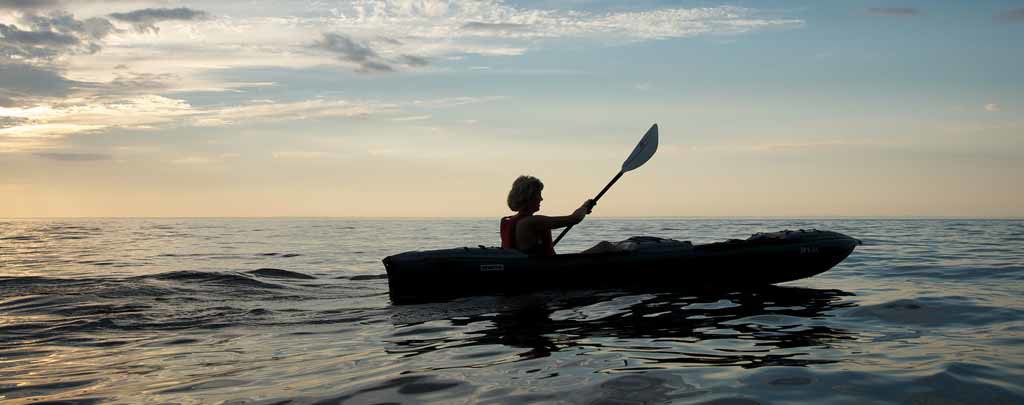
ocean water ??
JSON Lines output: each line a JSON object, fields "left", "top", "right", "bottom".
{"left": 1, "top": 218, "right": 1022, "bottom": 404}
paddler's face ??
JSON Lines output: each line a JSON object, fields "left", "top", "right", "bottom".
{"left": 527, "top": 193, "right": 542, "bottom": 213}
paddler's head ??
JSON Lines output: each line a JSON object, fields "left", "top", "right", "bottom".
{"left": 507, "top": 175, "right": 544, "bottom": 214}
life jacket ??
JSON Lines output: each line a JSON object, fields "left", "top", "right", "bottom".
{"left": 500, "top": 213, "right": 556, "bottom": 256}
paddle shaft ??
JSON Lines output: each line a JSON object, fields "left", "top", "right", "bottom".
{"left": 552, "top": 170, "right": 624, "bottom": 246}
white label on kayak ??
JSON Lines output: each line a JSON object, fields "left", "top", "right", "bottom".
{"left": 480, "top": 264, "right": 504, "bottom": 272}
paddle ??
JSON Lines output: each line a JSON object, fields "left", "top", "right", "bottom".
{"left": 552, "top": 123, "right": 659, "bottom": 247}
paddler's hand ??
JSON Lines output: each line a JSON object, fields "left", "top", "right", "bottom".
{"left": 583, "top": 199, "right": 595, "bottom": 214}
{"left": 572, "top": 199, "right": 596, "bottom": 223}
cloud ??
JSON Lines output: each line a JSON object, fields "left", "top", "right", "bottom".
{"left": 312, "top": 33, "right": 395, "bottom": 73}
{"left": 867, "top": 8, "right": 920, "bottom": 17}
{"left": 1, "top": 2, "right": 804, "bottom": 151}
{"left": 22, "top": 11, "right": 117, "bottom": 41}
{"left": 461, "top": 21, "right": 531, "bottom": 32}
{"left": 301, "top": 5, "right": 796, "bottom": 72}
{"left": 0, "top": 3, "right": 802, "bottom": 85}
{"left": 33, "top": 151, "right": 110, "bottom": 161}
{"left": 996, "top": 9, "right": 1024, "bottom": 22}
{"left": 190, "top": 98, "right": 396, "bottom": 127}
{"left": 399, "top": 54, "right": 429, "bottom": 67}
{"left": 0, "top": 0, "right": 61, "bottom": 11}
{"left": 0, "top": 63, "right": 80, "bottom": 106}
{"left": 407, "top": 96, "right": 505, "bottom": 108}
{"left": 0, "top": 93, "right": 400, "bottom": 151}
{"left": 392, "top": 114, "right": 431, "bottom": 122}
{"left": 0, "top": 11, "right": 119, "bottom": 107}
{"left": 108, "top": 7, "right": 208, "bottom": 34}
{"left": 0, "top": 91, "right": 502, "bottom": 152}
{"left": 985, "top": 103, "right": 1000, "bottom": 112}
{"left": 0, "top": 12, "right": 117, "bottom": 63}
{"left": 0, "top": 115, "right": 29, "bottom": 127}
{"left": 1, "top": 22, "right": 80, "bottom": 61}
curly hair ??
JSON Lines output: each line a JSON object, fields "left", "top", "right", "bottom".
{"left": 507, "top": 175, "right": 543, "bottom": 211}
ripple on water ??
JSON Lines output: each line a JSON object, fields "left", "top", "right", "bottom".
{"left": 845, "top": 297, "right": 1024, "bottom": 327}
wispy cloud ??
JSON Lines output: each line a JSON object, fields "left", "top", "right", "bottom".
{"left": 34, "top": 151, "right": 110, "bottom": 161}
{"left": 0, "top": 0, "right": 61, "bottom": 11}
{"left": 408, "top": 96, "right": 505, "bottom": 108}
{"left": 191, "top": 98, "right": 397, "bottom": 127}
{"left": 461, "top": 21, "right": 532, "bottom": 33}
{"left": 0, "top": 115, "right": 29, "bottom": 127}
{"left": 0, "top": 95, "right": 399, "bottom": 151}
{"left": 867, "top": 8, "right": 920, "bottom": 17}
{"left": 392, "top": 114, "right": 431, "bottom": 122}
{"left": 0, "top": 1, "right": 803, "bottom": 112}
{"left": 985, "top": 103, "right": 1000, "bottom": 112}
{"left": 1, "top": 2, "right": 803, "bottom": 153}
{"left": 108, "top": 7, "right": 208, "bottom": 34}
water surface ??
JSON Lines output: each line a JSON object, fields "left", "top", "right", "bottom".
{"left": 1, "top": 219, "right": 1022, "bottom": 403}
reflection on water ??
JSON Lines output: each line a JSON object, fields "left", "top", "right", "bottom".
{"left": 1, "top": 219, "right": 1023, "bottom": 403}
{"left": 390, "top": 287, "right": 856, "bottom": 370}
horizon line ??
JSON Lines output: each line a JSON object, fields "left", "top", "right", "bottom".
{"left": 3, "top": 216, "right": 1022, "bottom": 220}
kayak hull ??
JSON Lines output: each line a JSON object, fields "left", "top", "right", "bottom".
{"left": 383, "top": 230, "right": 860, "bottom": 304}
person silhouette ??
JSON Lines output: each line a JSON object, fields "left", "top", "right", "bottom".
{"left": 500, "top": 175, "right": 594, "bottom": 256}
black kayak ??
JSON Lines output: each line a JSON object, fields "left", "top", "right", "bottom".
{"left": 383, "top": 229, "right": 860, "bottom": 304}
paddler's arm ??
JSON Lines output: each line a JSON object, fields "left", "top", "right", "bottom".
{"left": 522, "top": 200, "right": 595, "bottom": 230}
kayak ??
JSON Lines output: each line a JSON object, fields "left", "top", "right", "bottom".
{"left": 383, "top": 229, "right": 860, "bottom": 304}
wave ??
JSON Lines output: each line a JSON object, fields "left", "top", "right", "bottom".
{"left": 140, "top": 271, "right": 286, "bottom": 290}
{"left": 247, "top": 268, "right": 316, "bottom": 279}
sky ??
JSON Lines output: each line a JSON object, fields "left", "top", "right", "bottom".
{"left": 0, "top": 0, "right": 1021, "bottom": 218}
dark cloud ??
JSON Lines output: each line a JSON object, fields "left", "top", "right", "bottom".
{"left": 0, "top": 0, "right": 61, "bottom": 11}
{"left": 995, "top": 8, "right": 1024, "bottom": 22}
{"left": 313, "top": 33, "right": 395, "bottom": 73}
{"left": 0, "top": 116, "right": 30, "bottom": 128}
{"left": 461, "top": 21, "right": 531, "bottom": 32}
{"left": 0, "top": 23, "right": 79, "bottom": 47}
{"left": 0, "top": 12, "right": 116, "bottom": 63}
{"left": 34, "top": 152, "right": 112, "bottom": 161}
{"left": 315, "top": 33, "right": 378, "bottom": 63}
{"left": 108, "top": 7, "right": 208, "bottom": 34}
{"left": 866, "top": 8, "right": 919, "bottom": 17}
{"left": 23, "top": 12, "right": 117, "bottom": 41}
{"left": 313, "top": 33, "right": 430, "bottom": 73}
{"left": 108, "top": 7, "right": 207, "bottom": 23}
{"left": 0, "top": 12, "right": 113, "bottom": 107}
{"left": 399, "top": 54, "right": 429, "bottom": 67}
{"left": 0, "top": 63, "right": 79, "bottom": 106}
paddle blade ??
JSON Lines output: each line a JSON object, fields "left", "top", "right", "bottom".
{"left": 620, "top": 123, "right": 658, "bottom": 172}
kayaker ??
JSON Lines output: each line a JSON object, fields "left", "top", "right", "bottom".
{"left": 501, "top": 175, "right": 595, "bottom": 256}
